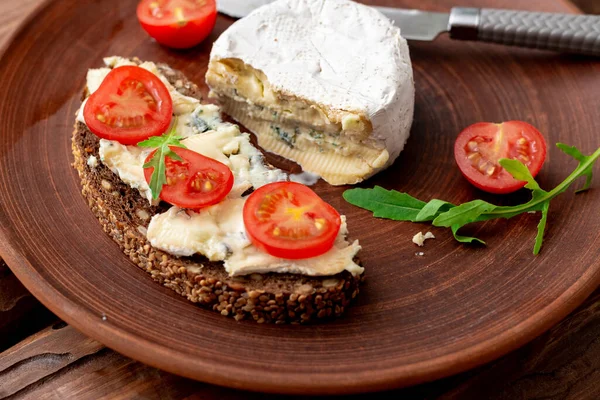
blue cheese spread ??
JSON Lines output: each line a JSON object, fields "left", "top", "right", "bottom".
{"left": 77, "top": 56, "right": 363, "bottom": 277}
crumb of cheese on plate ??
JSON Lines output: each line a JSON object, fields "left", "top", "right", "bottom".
{"left": 412, "top": 231, "right": 435, "bottom": 247}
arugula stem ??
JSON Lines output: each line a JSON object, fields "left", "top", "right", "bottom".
{"left": 485, "top": 147, "right": 600, "bottom": 217}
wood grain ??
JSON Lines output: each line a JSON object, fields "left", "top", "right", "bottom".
{"left": 0, "top": 0, "right": 54, "bottom": 354}
{"left": 0, "top": 324, "right": 103, "bottom": 398}
{"left": 572, "top": 0, "right": 600, "bottom": 13}
{"left": 2, "top": 288, "right": 599, "bottom": 399}
{"left": 0, "top": 0, "right": 43, "bottom": 51}
{"left": 3, "top": 2, "right": 595, "bottom": 396}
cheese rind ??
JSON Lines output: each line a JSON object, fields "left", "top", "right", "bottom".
{"left": 207, "top": 0, "right": 414, "bottom": 185}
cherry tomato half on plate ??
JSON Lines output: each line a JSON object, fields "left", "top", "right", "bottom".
{"left": 143, "top": 147, "right": 234, "bottom": 209}
{"left": 83, "top": 66, "right": 173, "bottom": 145}
{"left": 137, "top": 0, "right": 217, "bottom": 49}
{"left": 454, "top": 121, "right": 547, "bottom": 194}
{"left": 243, "top": 182, "right": 342, "bottom": 259}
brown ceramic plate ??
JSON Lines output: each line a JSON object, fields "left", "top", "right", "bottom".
{"left": 1, "top": 0, "right": 599, "bottom": 395}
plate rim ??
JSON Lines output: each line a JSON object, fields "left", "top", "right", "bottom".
{"left": 3, "top": 227, "right": 599, "bottom": 394}
{"left": 1, "top": 0, "right": 599, "bottom": 395}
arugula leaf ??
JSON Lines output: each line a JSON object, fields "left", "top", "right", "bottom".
{"left": 451, "top": 225, "right": 486, "bottom": 245}
{"left": 415, "top": 199, "right": 455, "bottom": 222}
{"left": 432, "top": 200, "right": 496, "bottom": 228}
{"left": 138, "top": 118, "right": 186, "bottom": 200}
{"left": 499, "top": 158, "right": 542, "bottom": 191}
{"left": 534, "top": 201, "right": 550, "bottom": 255}
{"left": 343, "top": 144, "right": 600, "bottom": 255}
{"left": 557, "top": 143, "right": 587, "bottom": 161}
{"left": 342, "top": 186, "right": 426, "bottom": 222}
{"left": 557, "top": 143, "right": 594, "bottom": 193}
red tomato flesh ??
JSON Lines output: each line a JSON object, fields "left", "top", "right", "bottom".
{"left": 454, "top": 121, "right": 547, "bottom": 194}
{"left": 144, "top": 147, "right": 233, "bottom": 209}
{"left": 243, "top": 182, "right": 342, "bottom": 260}
{"left": 83, "top": 66, "right": 173, "bottom": 145}
{"left": 137, "top": 0, "right": 217, "bottom": 49}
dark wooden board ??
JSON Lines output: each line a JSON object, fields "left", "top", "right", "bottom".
{"left": 0, "top": 0, "right": 598, "bottom": 395}
{"left": 0, "top": 260, "right": 56, "bottom": 353}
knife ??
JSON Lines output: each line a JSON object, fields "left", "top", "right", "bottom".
{"left": 217, "top": 0, "right": 600, "bottom": 57}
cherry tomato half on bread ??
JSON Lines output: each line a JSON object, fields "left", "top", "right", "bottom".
{"left": 143, "top": 147, "right": 234, "bottom": 209}
{"left": 137, "top": 0, "right": 217, "bottom": 49}
{"left": 243, "top": 182, "right": 342, "bottom": 259}
{"left": 454, "top": 121, "right": 547, "bottom": 194}
{"left": 83, "top": 66, "right": 173, "bottom": 145}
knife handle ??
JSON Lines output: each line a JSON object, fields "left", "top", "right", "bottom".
{"left": 449, "top": 7, "right": 600, "bottom": 57}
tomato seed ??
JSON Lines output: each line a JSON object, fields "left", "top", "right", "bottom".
{"left": 467, "top": 141, "right": 479, "bottom": 151}
{"left": 174, "top": 7, "right": 187, "bottom": 26}
{"left": 314, "top": 218, "right": 326, "bottom": 230}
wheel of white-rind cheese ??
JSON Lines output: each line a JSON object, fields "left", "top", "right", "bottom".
{"left": 207, "top": 0, "right": 415, "bottom": 185}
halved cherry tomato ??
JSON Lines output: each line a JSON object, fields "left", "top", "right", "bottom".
{"left": 144, "top": 147, "right": 234, "bottom": 209}
{"left": 454, "top": 121, "right": 547, "bottom": 194}
{"left": 84, "top": 66, "right": 173, "bottom": 145}
{"left": 137, "top": 0, "right": 217, "bottom": 49}
{"left": 243, "top": 182, "right": 342, "bottom": 259}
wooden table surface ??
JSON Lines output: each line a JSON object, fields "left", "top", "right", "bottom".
{"left": 1, "top": 0, "right": 599, "bottom": 399}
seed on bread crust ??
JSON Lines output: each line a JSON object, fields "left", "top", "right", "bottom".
{"left": 71, "top": 60, "right": 364, "bottom": 323}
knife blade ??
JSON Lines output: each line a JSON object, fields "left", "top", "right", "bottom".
{"left": 376, "top": 7, "right": 450, "bottom": 41}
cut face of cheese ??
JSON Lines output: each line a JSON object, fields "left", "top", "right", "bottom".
{"left": 206, "top": 0, "right": 415, "bottom": 185}
{"left": 77, "top": 56, "right": 363, "bottom": 277}
{"left": 211, "top": 95, "right": 389, "bottom": 185}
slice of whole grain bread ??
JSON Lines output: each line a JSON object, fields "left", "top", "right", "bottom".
{"left": 71, "top": 60, "right": 363, "bottom": 324}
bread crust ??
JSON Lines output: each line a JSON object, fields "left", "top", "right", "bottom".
{"left": 71, "top": 62, "right": 363, "bottom": 324}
